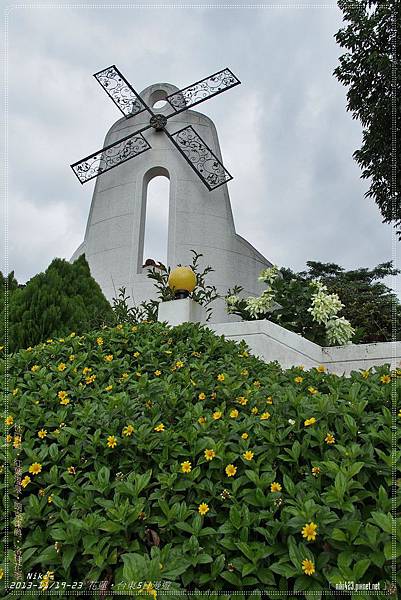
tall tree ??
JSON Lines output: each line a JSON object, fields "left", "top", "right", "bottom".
{"left": 334, "top": 0, "right": 400, "bottom": 234}
{"left": 1, "top": 255, "right": 113, "bottom": 352}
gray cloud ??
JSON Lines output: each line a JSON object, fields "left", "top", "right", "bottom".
{"left": 3, "top": 3, "right": 396, "bottom": 294}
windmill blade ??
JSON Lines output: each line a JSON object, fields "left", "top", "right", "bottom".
{"left": 94, "top": 65, "right": 152, "bottom": 118}
{"left": 166, "top": 125, "right": 232, "bottom": 191}
{"left": 71, "top": 128, "right": 151, "bottom": 184}
{"left": 165, "top": 68, "right": 240, "bottom": 115}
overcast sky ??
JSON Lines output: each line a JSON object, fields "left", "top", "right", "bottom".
{"left": 2, "top": 2, "right": 397, "bottom": 291}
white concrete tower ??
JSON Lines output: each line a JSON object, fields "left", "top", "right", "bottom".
{"left": 71, "top": 81, "right": 272, "bottom": 322}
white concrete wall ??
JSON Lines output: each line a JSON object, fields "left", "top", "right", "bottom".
{"left": 71, "top": 82, "right": 272, "bottom": 322}
{"left": 208, "top": 319, "right": 401, "bottom": 375}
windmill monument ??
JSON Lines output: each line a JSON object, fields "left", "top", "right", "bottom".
{"left": 70, "top": 65, "right": 272, "bottom": 322}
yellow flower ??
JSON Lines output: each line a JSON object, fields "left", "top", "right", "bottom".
{"left": 60, "top": 397, "right": 70, "bottom": 405}
{"left": 116, "top": 324, "right": 123, "bottom": 330}
{"left": 58, "top": 390, "right": 68, "bottom": 400}
{"left": 13, "top": 436, "right": 21, "bottom": 449}
{"left": 308, "top": 387, "right": 318, "bottom": 395}
{"left": 301, "top": 522, "right": 318, "bottom": 541}
{"left": 198, "top": 416, "right": 206, "bottom": 425}
{"left": 69, "top": 354, "right": 75, "bottom": 361}
{"left": 6, "top": 434, "right": 12, "bottom": 443}
{"left": 59, "top": 338, "right": 64, "bottom": 342}
{"left": 82, "top": 367, "right": 92, "bottom": 375}
{"left": 237, "top": 396, "right": 248, "bottom": 405}
{"left": 38, "top": 488, "right": 45, "bottom": 497}
{"left": 85, "top": 374, "right": 96, "bottom": 384}
{"left": 31, "top": 365, "right": 40, "bottom": 372}
{"left": 47, "top": 495, "right": 53, "bottom": 504}
{"left": 251, "top": 407, "right": 258, "bottom": 414}
{"left": 243, "top": 450, "right": 254, "bottom": 461}
{"left": 105, "top": 385, "right": 113, "bottom": 391}
{"left": 225, "top": 464, "right": 237, "bottom": 477}
{"left": 398, "top": 409, "right": 401, "bottom": 418}
{"left": 361, "top": 369, "right": 370, "bottom": 378}
{"left": 122, "top": 424, "right": 134, "bottom": 436}
{"left": 131, "top": 326, "right": 138, "bottom": 332}
{"left": 57, "top": 363, "right": 66, "bottom": 372}
{"left": 198, "top": 502, "right": 209, "bottom": 516}
{"left": 198, "top": 392, "right": 206, "bottom": 400}
{"left": 5, "top": 415, "right": 13, "bottom": 426}
{"left": 154, "top": 423, "right": 165, "bottom": 432}
{"left": 135, "top": 371, "right": 142, "bottom": 377}
{"left": 191, "top": 351, "right": 201, "bottom": 357}
{"left": 217, "top": 373, "right": 225, "bottom": 382}
{"left": 133, "top": 351, "right": 140, "bottom": 358}
{"left": 260, "top": 412, "right": 271, "bottom": 420}
{"left": 241, "top": 369, "right": 249, "bottom": 376}
{"left": 241, "top": 351, "right": 249, "bottom": 357}
{"left": 380, "top": 374, "right": 391, "bottom": 384}
{"left": 154, "top": 370, "right": 161, "bottom": 376}
{"left": 253, "top": 380, "right": 261, "bottom": 388}
{"left": 181, "top": 461, "right": 192, "bottom": 473}
{"left": 175, "top": 360, "right": 184, "bottom": 368}
{"left": 12, "top": 388, "right": 19, "bottom": 396}
{"left": 230, "top": 409, "right": 239, "bottom": 418}
{"left": 38, "top": 429, "right": 47, "bottom": 439}
{"left": 21, "top": 475, "right": 31, "bottom": 488}
{"left": 26, "top": 346, "right": 32, "bottom": 351}
{"left": 96, "top": 337, "right": 104, "bottom": 346}
{"left": 70, "top": 332, "right": 76, "bottom": 337}
{"left": 29, "top": 462, "right": 42, "bottom": 475}
{"left": 316, "top": 365, "right": 326, "bottom": 373}
{"left": 213, "top": 411, "right": 222, "bottom": 420}
{"left": 241, "top": 432, "right": 249, "bottom": 439}
{"left": 294, "top": 376, "right": 304, "bottom": 384}
{"left": 325, "top": 433, "right": 336, "bottom": 445}
{"left": 304, "top": 417, "right": 317, "bottom": 427}
{"left": 0, "top": 567, "right": 3, "bottom": 579}
{"left": 271, "top": 482, "right": 282, "bottom": 492}
{"left": 302, "top": 559, "right": 315, "bottom": 576}
{"left": 107, "top": 435, "right": 117, "bottom": 448}
{"left": 104, "top": 354, "right": 113, "bottom": 362}
{"left": 46, "top": 339, "right": 53, "bottom": 344}
{"left": 312, "top": 466, "right": 321, "bottom": 477}
{"left": 204, "top": 449, "right": 216, "bottom": 461}
{"left": 67, "top": 466, "right": 76, "bottom": 474}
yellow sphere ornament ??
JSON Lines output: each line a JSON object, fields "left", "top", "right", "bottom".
{"left": 168, "top": 266, "right": 197, "bottom": 298}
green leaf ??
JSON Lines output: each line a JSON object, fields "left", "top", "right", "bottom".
{"left": 283, "top": 473, "right": 296, "bottom": 496}
{"left": 62, "top": 546, "right": 76, "bottom": 571}
{"left": 229, "top": 505, "right": 242, "bottom": 530}
{"left": 334, "top": 472, "right": 347, "bottom": 500}
{"left": 220, "top": 571, "right": 243, "bottom": 586}
{"left": 331, "top": 528, "right": 347, "bottom": 542}
{"left": 370, "top": 511, "right": 393, "bottom": 533}
{"left": 270, "top": 561, "right": 298, "bottom": 577}
{"left": 353, "top": 559, "right": 371, "bottom": 581}
{"left": 347, "top": 462, "right": 364, "bottom": 478}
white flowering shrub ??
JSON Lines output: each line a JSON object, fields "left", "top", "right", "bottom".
{"left": 225, "top": 270, "right": 355, "bottom": 346}
{"left": 326, "top": 316, "right": 356, "bottom": 346}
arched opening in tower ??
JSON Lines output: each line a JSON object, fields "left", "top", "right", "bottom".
{"left": 142, "top": 174, "right": 170, "bottom": 269}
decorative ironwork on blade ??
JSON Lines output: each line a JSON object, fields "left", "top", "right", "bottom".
{"left": 166, "top": 68, "right": 240, "bottom": 114}
{"left": 71, "top": 132, "right": 151, "bottom": 184}
{"left": 168, "top": 126, "right": 232, "bottom": 191}
{"left": 94, "top": 66, "right": 149, "bottom": 118}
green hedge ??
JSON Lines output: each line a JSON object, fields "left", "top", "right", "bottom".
{"left": 1, "top": 322, "right": 400, "bottom": 599}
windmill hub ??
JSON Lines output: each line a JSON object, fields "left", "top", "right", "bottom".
{"left": 150, "top": 114, "right": 167, "bottom": 131}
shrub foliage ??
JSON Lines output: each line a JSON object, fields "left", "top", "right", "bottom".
{"left": 1, "top": 323, "right": 400, "bottom": 598}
